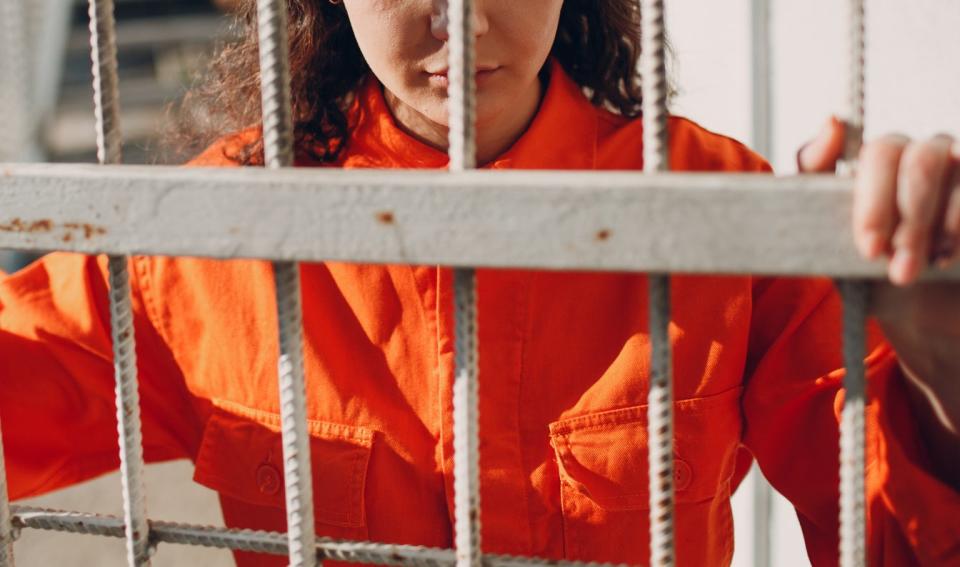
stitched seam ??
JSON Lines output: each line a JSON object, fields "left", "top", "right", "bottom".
{"left": 549, "top": 386, "right": 743, "bottom": 435}
{"left": 211, "top": 398, "right": 373, "bottom": 444}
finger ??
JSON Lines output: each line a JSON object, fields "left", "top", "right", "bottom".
{"left": 934, "top": 143, "right": 960, "bottom": 267}
{"left": 797, "top": 116, "right": 846, "bottom": 173}
{"left": 853, "top": 133, "right": 909, "bottom": 259}
{"left": 889, "top": 134, "right": 956, "bottom": 285}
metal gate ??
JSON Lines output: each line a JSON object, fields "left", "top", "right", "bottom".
{"left": 0, "top": 1, "right": 957, "bottom": 566}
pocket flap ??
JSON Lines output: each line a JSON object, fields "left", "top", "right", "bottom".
{"left": 194, "top": 402, "right": 374, "bottom": 528}
{"left": 549, "top": 387, "right": 741, "bottom": 510}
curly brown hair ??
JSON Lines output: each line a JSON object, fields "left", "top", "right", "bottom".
{"left": 170, "top": 0, "right": 649, "bottom": 165}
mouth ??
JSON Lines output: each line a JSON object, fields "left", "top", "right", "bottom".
{"left": 427, "top": 66, "right": 501, "bottom": 88}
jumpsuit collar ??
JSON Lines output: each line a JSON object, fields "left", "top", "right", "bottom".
{"left": 342, "top": 59, "right": 599, "bottom": 171}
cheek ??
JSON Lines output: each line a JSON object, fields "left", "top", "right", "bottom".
{"left": 492, "top": 0, "right": 563, "bottom": 65}
{"left": 344, "top": 2, "right": 447, "bottom": 119}
{"left": 344, "top": 3, "right": 430, "bottom": 79}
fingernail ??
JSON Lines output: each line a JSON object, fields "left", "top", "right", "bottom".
{"left": 952, "top": 141, "right": 960, "bottom": 160}
{"left": 890, "top": 249, "right": 919, "bottom": 286}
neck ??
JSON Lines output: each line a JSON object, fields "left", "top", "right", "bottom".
{"left": 383, "top": 77, "right": 544, "bottom": 166}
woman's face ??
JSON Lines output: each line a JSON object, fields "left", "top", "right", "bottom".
{"left": 342, "top": 0, "right": 563, "bottom": 132}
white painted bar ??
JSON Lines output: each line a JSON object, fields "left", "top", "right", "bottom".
{"left": 838, "top": 0, "right": 868, "bottom": 566}
{"left": 749, "top": 0, "right": 775, "bottom": 564}
{"left": 253, "top": 0, "right": 317, "bottom": 564}
{"left": 446, "top": 0, "right": 483, "bottom": 567}
{"left": 640, "top": 0, "right": 675, "bottom": 564}
{"left": 11, "top": 505, "right": 626, "bottom": 567}
{"left": 86, "top": 0, "right": 151, "bottom": 564}
{"left": 2, "top": 165, "right": 960, "bottom": 280}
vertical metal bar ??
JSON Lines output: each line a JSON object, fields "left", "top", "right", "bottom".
{"left": 0, "top": 0, "right": 30, "bottom": 162}
{"left": 255, "top": 1, "right": 316, "bottom": 566}
{"left": 838, "top": 280, "right": 868, "bottom": 567}
{"left": 0, "top": 419, "right": 14, "bottom": 567}
{"left": 447, "top": 1, "right": 481, "bottom": 567}
{"left": 750, "top": 0, "right": 775, "bottom": 565}
{"left": 838, "top": 3, "right": 868, "bottom": 566}
{"left": 107, "top": 255, "right": 151, "bottom": 566}
{"left": 640, "top": 1, "right": 674, "bottom": 566}
{"left": 751, "top": 471, "right": 773, "bottom": 567}
{"left": 751, "top": 0, "right": 773, "bottom": 163}
{"left": 843, "top": 0, "right": 866, "bottom": 169}
{"left": 0, "top": 3, "right": 27, "bottom": 561}
{"left": 88, "top": 1, "right": 152, "bottom": 565}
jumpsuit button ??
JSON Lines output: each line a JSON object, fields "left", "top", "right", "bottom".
{"left": 674, "top": 459, "right": 693, "bottom": 491}
{"left": 256, "top": 463, "right": 282, "bottom": 496}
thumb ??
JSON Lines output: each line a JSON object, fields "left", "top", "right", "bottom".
{"left": 797, "top": 116, "right": 846, "bottom": 173}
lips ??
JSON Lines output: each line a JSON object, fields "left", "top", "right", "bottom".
{"left": 427, "top": 66, "right": 500, "bottom": 77}
{"left": 427, "top": 67, "right": 499, "bottom": 89}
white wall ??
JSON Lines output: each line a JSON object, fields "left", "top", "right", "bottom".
{"left": 667, "top": 1, "right": 960, "bottom": 566}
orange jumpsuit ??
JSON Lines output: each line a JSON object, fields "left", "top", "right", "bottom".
{"left": 0, "top": 61, "right": 957, "bottom": 566}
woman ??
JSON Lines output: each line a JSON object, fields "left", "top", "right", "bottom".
{"left": 3, "top": 1, "right": 959, "bottom": 565}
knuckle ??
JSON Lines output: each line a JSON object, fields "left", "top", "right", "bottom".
{"left": 892, "top": 224, "right": 931, "bottom": 251}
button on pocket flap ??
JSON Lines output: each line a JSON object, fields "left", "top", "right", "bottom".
{"left": 548, "top": 387, "right": 742, "bottom": 511}
{"left": 194, "top": 404, "right": 374, "bottom": 528}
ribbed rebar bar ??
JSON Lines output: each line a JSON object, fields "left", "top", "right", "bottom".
{"left": 87, "top": 0, "right": 122, "bottom": 166}
{"left": 107, "top": 255, "right": 152, "bottom": 566}
{"left": 839, "top": 279, "right": 868, "bottom": 567}
{"left": 88, "top": 1, "right": 152, "bottom": 565}
{"left": 452, "top": 266, "right": 480, "bottom": 567}
{"left": 447, "top": 1, "right": 482, "bottom": 567}
{"left": 256, "top": 0, "right": 294, "bottom": 170}
{"left": 255, "top": 1, "right": 316, "bottom": 565}
{"left": 447, "top": 0, "right": 477, "bottom": 174}
{"left": 10, "top": 506, "right": 630, "bottom": 567}
{"left": 844, "top": 0, "right": 866, "bottom": 167}
{"left": 640, "top": 1, "right": 674, "bottom": 566}
{"left": 838, "top": 2, "right": 868, "bottom": 566}
{"left": 272, "top": 260, "right": 315, "bottom": 567}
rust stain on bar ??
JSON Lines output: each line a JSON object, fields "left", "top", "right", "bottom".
{"left": 0, "top": 219, "right": 107, "bottom": 240}
{"left": 0, "top": 218, "right": 53, "bottom": 233}
{"left": 63, "top": 223, "right": 108, "bottom": 239}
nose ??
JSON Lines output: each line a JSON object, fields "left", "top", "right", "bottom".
{"left": 431, "top": 0, "right": 490, "bottom": 42}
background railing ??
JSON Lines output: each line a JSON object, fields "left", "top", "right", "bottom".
{"left": 0, "top": 0, "right": 958, "bottom": 566}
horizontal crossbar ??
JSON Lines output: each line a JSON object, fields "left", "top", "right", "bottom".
{"left": 0, "top": 163, "right": 957, "bottom": 279}
{"left": 10, "top": 506, "right": 626, "bottom": 567}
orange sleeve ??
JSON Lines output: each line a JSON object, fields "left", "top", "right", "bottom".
{"left": 742, "top": 276, "right": 960, "bottom": 566}
{"left": 0, "top": 253, "right": 197, "bottom": 499}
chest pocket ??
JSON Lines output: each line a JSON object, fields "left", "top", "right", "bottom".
{"left": 548, "top": 387, "right": 742, "bottom": 565}
{"left": 193, "top": 402, "right": 374, "bottom": 536}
